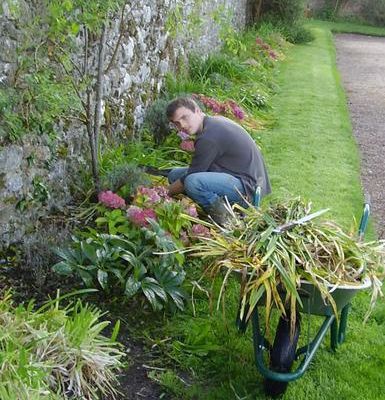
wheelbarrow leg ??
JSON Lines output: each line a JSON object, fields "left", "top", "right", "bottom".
{"left": 331, "top": 303, "right": 351, "bottom": 351}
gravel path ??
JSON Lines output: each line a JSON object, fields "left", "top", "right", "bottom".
{"left": 334, "top": 34, "right": 385, "bottom": 239}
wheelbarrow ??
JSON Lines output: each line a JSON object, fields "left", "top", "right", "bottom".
{"left": 235, "top": 199, "right": 371, "bottom": 397}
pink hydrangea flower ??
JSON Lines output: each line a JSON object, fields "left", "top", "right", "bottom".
{"left": 154, "top": 186, "right": 172, "bottom": 201}
{"left": 186, "top": 205, "right": 198, "bottom": 217}
{"left": 98, "top": 191, "right": 126, "bottom": 209}
{"left": 180, "top": 140, "right": 195, "bottom": 152}
{"left": 127, "top": 206, "right": 157, "bottom": 227}
{"left": 137, "top": 186, "right": 161, "bottom": 204}
{"left": 191, "top": 224, "right": 211, "bottom": 238}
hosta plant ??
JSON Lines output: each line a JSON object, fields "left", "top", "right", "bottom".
{"left": 183, "top": 198, "right": 385, "bottom": 333}
{"left": 53, "top": 221, "right": 186, "bottom": 311}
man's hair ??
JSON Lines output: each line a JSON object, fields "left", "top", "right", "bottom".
{"left": 166, "top": 97, "right": 200, "bottom": 120}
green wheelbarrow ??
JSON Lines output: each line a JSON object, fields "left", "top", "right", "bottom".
{"left": 235, "top": 200, "right": 371, "bottom": 397}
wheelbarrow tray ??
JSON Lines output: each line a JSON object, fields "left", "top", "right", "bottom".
{"left": 297, "top": 278, "right": 371, "bottom": 316}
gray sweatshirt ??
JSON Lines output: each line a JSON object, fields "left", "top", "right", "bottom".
{"left": 181, "top": 116, "right": 271, "bottom": 200}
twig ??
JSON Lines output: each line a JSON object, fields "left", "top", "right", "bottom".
{"left": 142, "top": 364, "right": 167, "bottom": 371}
{"left": 52, "top": 41, "right": 84, "bottom": 76}
{"left": 105, "top": 5, "right": 126, "bottom": 74}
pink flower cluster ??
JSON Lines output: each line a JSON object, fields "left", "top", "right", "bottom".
{"left": 193, "top": 94, "right": 245, "bottom": 121}
{"left": 136, "top": 185, "right": 172, "bottom": 204}
{"left": 137, "top": 186, "right": 161, "bottom": 203}
{"left": 186, "top": 205, "right": 198, "bottom": 217}
{"left": 228, "top": 100, "right": 245, "bottom": 120}
{"left": 191, "top": 224, "right": 211, "bottom": 238}
{"left": 255, "top": 37, "right": 278, "bottom": 60}
{"left": 127, "top": 206, "right": 157, "bottom": 227}
{"left": 127, "top": 183, "right": 211, "bottom": 243}
{"left": 98, "top": 190, "right": 126, "bottom": 209}
{"left": 180, "top": 140, "right": 195, "bottom": 152}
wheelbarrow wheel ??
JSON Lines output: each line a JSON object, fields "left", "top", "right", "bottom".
{"left": 264, "top": 312, "right": 301, "bottom": 397}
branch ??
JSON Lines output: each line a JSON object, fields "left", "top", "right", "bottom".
{"left": 53, "top": 41, "right": 84, "bottom": 77}
{"left": 92, "top": 22, "right": 107, "bottom": 191}
{"left": 60, "top": 114, "right": 87, "bottom": 124}
{"left": 105, "top": 5, "right": 126, "bottom": 74}
{"left": 83, "top": 26, "right": 88, "bottom": 76}
{"left": 53, "top": 55, "right": 88, "bottom": 114}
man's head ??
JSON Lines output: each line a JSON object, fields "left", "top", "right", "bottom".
{"left": 166, "top": 97, "right": 204, "bottom": 135}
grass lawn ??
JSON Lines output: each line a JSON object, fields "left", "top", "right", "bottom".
{"left": 149, "top": 21, "right": 385, "bottom": 400}
{"left": 260, "top": 24, "right": 363, "bottom": 229}
{"left": 310, "top": 19, "right": 385, "bottom": 37}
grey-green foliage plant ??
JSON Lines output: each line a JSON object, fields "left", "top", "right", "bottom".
{"left": 0, "top": 290, "right": 123, "bottom": 399}
{"left": 53, "top": 221, "right": 186, "bottom": 311}
{"left": 142, "top": 98, "right": 172, "bottom": 144}
{"left": 101, "top": 163, "right": 150, "bottom": 196}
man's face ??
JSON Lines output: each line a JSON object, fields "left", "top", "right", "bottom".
{"left": 169, "top": 106, "right": 204, "bottom": 135}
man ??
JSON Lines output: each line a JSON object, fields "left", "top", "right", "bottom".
{"left": 166, "top": 97, "right": 271, "bottom": 224}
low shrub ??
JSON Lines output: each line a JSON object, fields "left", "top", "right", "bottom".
{"left": 278, "top": 23, "right": 315, "bottom": 44}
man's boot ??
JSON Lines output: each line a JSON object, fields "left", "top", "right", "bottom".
{"left": 206, "top": 198, "right": 230, "bottom": 226}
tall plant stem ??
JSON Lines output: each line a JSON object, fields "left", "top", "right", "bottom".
{"left": 92, "top": 22, "right": 107, "bottom": 192}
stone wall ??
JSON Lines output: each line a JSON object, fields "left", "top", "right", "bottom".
{"left": 0, "top": 0, "right": 249, "bottom": 247}
{"left": 308, "top": 0, "right": 366, "bottom": 17}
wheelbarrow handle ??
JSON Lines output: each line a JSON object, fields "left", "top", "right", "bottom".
{"left": 358, "top": 200, "right": 371, "bottom": 240}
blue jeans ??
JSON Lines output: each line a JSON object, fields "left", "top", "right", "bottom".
{"left": 168, "top": 167, "right": 246, "bottom": 209}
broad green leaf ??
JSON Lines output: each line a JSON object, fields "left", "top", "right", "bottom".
{"left": 52, "top": 261, "right": 73, "bottom": 276}
{"left": 78, "top": 270, "right": 94, "bottom": 287}
{"left": 124, "top": 276, "right": 141, "bottom": 298}
{"left": 81, "top": 241, "right": 97, "bottom": 264}
{"left": 97, "top": 269, "right": 108, "bottom": 290}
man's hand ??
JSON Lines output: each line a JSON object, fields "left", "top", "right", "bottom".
{"left": 168, "top": 179, "right": 185, "bottom": 197}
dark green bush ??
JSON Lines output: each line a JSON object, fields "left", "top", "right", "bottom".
{"left": 361, "top": 0, "right": 385, "bottom": 26}
{"left": 278, "top": 23, "right": 315, "bottom": 44}
{"left": 261, "top": 0, "right": 306, "bottom": 25}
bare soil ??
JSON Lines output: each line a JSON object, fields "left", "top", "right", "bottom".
{"left": 334, "top": 33, "right": 385, "bottom": 239}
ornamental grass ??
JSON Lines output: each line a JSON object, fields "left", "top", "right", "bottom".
{"left": 0, "top": 291, "right": 123, "bottom": 399}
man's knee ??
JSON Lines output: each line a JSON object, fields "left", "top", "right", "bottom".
{"left": 184, "top": 173, "right": 202, "bottom": 194}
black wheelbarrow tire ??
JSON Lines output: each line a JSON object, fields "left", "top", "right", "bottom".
{"left": 264, "top": 313, "right": 301, "bottom": 397}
